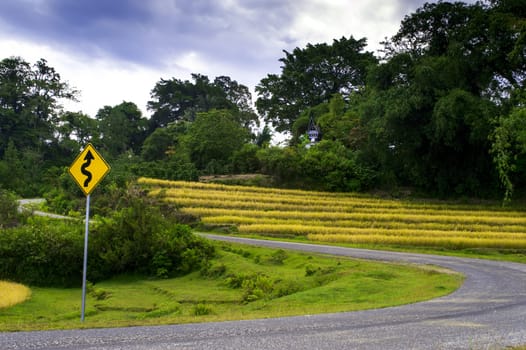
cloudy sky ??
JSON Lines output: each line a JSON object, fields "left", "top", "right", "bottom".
{"left": 1, "top": 0, "right": 442, "bottom": 118}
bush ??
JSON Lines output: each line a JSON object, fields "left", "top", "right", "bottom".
{"left": 241, "top": 273, "right": 273, "bottom": 303}
{"left": 268, "top": 249, "right": 288, "bottom": 265}
{"left": 193, "top": 303, "right": 214, "bottom": 316}
{"left": 0, "top": 190, "right": 21, "bottom": 228}
{"left": 257, "top": 146, "right": 302, "bottom": 183}
{"left": 0, "top": 218, "right": 84, "bottom": 286}
{"left": 88, "top": 186, "right": 215, "bottom": 280}
{"left": 230, "top": 144, "right": 260, "bottom": 173}
{"left": 0, "top": 186, "right": 215, "bottom": 286}
{"left": 200, "top": 262, "right": 227, "bottom": 278}
{"left": 300, "top": 140, "right": 374, "bottom": 192}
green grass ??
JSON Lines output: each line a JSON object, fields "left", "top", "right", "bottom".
{"left": 0, "top": 241, "right": 463, "bottom": 331}
{"left": 227, "top": 232, "right": 526, "bottom": 265}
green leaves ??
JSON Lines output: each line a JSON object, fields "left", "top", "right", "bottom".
{"left": 181, "top": 109, "right": 250, "bottom": 172}
{"left": 0, "top": 218, "right": 84, "bottom": 286}
{"left": 491, "top": 106, "right": 526, "bottom": 200}
{"left": 0, "top": 57, "right": 77, "bottom": 156}
{"left": 0, "top": 189, "right": 21, "bottom": 228}
{"left": 256, "top": 36, "right": 377, "bottom": 132}
{"left": 147, "top": 74, "right": 257, "bottom": 131}
{"left": 95, "top": 102, "right": 148, "bottom": 158}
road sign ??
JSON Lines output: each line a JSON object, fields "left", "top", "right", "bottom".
{"left": 69, "top": 143, "right": 110, "bottom": 196}
{"left": 68, "top": 144, "right": 110, "bottom": 321}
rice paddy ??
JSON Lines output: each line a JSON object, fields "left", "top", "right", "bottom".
{"left": 139, "top": 177, "right": 526, "bottom": 250}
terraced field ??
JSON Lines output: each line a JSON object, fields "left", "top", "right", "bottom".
{"left": 139, "top": 177, "right": 526, "bottom": 250}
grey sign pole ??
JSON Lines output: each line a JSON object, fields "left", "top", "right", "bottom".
{"left": 69, "top": 143, "right": 110, "bottom": 322}
{"left": 81, "top": 194, "right": 91, "bottom": 322}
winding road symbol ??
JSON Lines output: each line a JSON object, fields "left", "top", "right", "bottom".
{"left": 68, "top": 143, "right": 110, "bottom": 196}
{"left": 80, "top": 150, "right": 94, "bottom": 188}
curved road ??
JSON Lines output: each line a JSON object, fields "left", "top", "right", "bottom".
{"left": 2, "top": 234, "right": 526, "bottom": 349}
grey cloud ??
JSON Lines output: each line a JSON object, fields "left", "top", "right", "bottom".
{"left": 0, "top": 0, "right": 296, "bottom": 72}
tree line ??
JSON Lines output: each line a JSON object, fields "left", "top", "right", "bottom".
{"left": 1, "top": 0, "right": 525, "bottom": 201}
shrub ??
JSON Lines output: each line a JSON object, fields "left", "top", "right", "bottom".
{"left": 0, "top": 190, "right": 21, "bottom": 228}
{"left": 88, "top": 186, "right": 215, "bottom": 280}
{"left": 273, "top": 280, "right": 302, "bottom": 298}
{"left": 86, "top": 281, "right": 111, "bottom": 300}
{"left": 267, "top": 249, "right": 288, "bottom": 265}
{"left": 193, "top": 303, "right": 214, "bottom": 316}
{"left": 0, "top": 186, "right": 215, "bottom": 286}
{"left": 230, "top": 144, "right": 260, "bottom": 173}
{"left": 200, "top": 262, "right": 227, "bottom": 278}
{"left": 241, "top": 273, "right": 273, "bottom": 303}
{"left": 0, "top": 218, "right": 84, "bottom": 286}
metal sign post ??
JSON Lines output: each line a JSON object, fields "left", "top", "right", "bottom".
{"left": 68, "top": 143, "right": 110, "bottom": 322}
{"left": 81, "top": 194, "right": 90, "bottom": 321}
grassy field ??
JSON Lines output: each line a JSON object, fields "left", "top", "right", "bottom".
{"left": 0, "top": 241, "right": 462, "bottom": 331}
{"left": 4, "top": 178, "right": 524, "bottom": 332}
{"left": 139, "top": 178, "right": 526, "bottom": 262}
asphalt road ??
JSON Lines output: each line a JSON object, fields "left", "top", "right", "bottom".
{"left": 1, "top": 234, "right": 526, "bottom": 349}
{"left": 17, "top": 199, "right": 73, "bottom": 220}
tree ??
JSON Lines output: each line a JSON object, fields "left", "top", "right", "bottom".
{"left": 95, "top": 101, "right": 148, "bottom": 158}
{"left": 358, "top": 1, "right": 524, "bottom": 196}
{"left": 213, "top": 75, "right": 259, "bottom": 129}
{"left": 0, "top": 57, "right": 78, "bottom": 195}
{"left": 491, "top": 104, "right": 526, "bottom": 200}
{"left": 0, "top": 140, "right": 45, "bottom": 196}
{"left": 300, "top": 140, "right": 372, "bottom": 191}
{"left": 255, "top": 36, "right": 377, "bottom": 132}
{"left": 56, "top": 111, "right": 98, "bottom": 154}
{"left": 362, "top": 54, "right": 498, "bottom": 195}
{"left": 140, "top": 127, "right": 175, "bottom": 162}
{"left": 383, "top": 1, "right": 525, "bottom": 102}
{"left": 147, "top": 74, "right": 257, "bottom": 131}
{"left": 0, "top": 57, "right": 77, "bottom": 158}
{"left": 316, "top": 94, "right": 365, "bottom": 150}
{"left": 255, "top": 125, "right": 273, "bottom": 148}
{"left": 180, "top": 109, "right": 250, "bottom": 172}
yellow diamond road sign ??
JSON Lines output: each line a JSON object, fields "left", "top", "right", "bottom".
{"left": 69, "top": 143, "right": 110, "bottom": 196}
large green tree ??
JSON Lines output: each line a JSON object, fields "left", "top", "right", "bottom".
{"left": 383, "top": 0, "right": 525, "bottom": 101}
{"left": 180, "top": 109, "right": 251, "bottom": 172}
{"left": 57, "top": 111, "right": 98, "bottom": 154}
{"left": 147, "top": 74, "right": 257, "bottom": 131}
{"left": 95, "top": 101, "right": 148, "bottom": 158}
{"left": 255, "top": 36, "right": 378, "bottom": 133}
{"left": 140, "top": 121, "right": 191, "bottom": 161}
{"left": 360, "top": 0, "right": 524, "bottom": 196}
{"left": 0, "top": 57, "right": 77, "bottom": 195}
{"left": 491, "top": 95, "right": 526, "bottom": 200}
{"left": 0, "top": 57, "right": 77, "bottom": 158}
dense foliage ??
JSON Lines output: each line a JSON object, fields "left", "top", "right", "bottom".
{"left": 0, "top": 187, "right": 214, "bottom": 286}
{"left": 256, "top": 36, "right": 377, "bottom": 132}
{"left": 1, "top": 0, "right": 525, "bottom": 200}
{"left": 0, "top": 190, "right": 22, "bottom": 228}
{"left": 1, "top": 0, "right": 525, "bottom": 293}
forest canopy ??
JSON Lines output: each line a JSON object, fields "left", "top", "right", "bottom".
{"left": 0, "top": 0, "right": 525, "bottom": 200}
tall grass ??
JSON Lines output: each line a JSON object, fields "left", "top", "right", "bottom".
{"left": 0, "top": 281, "right": 31, "bottom": 309}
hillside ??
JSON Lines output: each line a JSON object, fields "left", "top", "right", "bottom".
{"left": 139, "top": 178, "right": 526, "bottom": 252}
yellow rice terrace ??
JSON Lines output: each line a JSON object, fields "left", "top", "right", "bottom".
{"left": 139, "top": 178, "right": 526, "bottom": 250}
